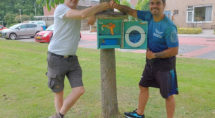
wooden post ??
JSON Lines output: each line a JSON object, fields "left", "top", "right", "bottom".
{"left": 96, "top": 1, "right": 127, "bottom": 116}
{"left": 100, "top": 49, "right": 118, "bottom": 118}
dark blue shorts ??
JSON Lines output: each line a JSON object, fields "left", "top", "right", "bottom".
{"left": 139, "top": 57, "right": 179, "bottom": 99}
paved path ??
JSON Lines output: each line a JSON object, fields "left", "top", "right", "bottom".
{"left": 178, "top": 36, "right": 215, "bottom": 59}
{"left": 1, "top": 30, "right": 214, "bottom": 60}
{"left": 79, "top": 30, "right": 215, "bottom": 60}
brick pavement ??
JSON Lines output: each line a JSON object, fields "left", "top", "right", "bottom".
{"left": 79, "top": 31, "right": 215, "bottom": 60}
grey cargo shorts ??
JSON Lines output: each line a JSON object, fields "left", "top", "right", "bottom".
{"left": 46, "top": 52, "right": 83, "bottom": 92}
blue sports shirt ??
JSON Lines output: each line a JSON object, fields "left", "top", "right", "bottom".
{"left": 137, "top": 11, "right": 179, "bottom": 53}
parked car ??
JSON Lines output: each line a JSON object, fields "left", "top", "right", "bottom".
{"left": 1, "top": 23, "right": 43, "bottom": 40}
{"left": 35, "top": 24, "right": 54, "bottom": 43}
{"left": 0, "top": 25, "right": 7, "bottom": 31}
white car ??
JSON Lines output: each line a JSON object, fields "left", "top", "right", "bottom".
{"left": 1, "top": 23, "right": 43, "bottom": 40}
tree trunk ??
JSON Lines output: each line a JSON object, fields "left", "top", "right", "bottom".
{"left": 100, "top": 49, "right": 119, "bottom": 118}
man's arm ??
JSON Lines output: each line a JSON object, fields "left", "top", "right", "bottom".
{"left": 64, "top": 2, "right": 110, "bottom": 19}
{"left": 110, "top": 1, "right": 137, "bottom": 18}
{"left": 115, "top": 5, "right": 137, "bottom": 18}
{"left": 146, "top": 47, "right": 178, "bottom": 59}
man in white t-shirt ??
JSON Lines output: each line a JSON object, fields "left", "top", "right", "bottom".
{"left": 47, "top": 0, "right": 111, "bottom": 118}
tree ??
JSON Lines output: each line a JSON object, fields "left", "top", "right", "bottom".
{"left": 120, "top": 0, "right": 131, "bottom": 7}
{"left": 15, "top": 15, "right": 31, "bottom": 23}
{"left": 36, "top": 0, "right": 64, "bottom": 11}
{"left": 4, "top": 13, "right": 17, "bottom": 27}
{"left": 0, "top": 0, "right": 44, "bottom": 26}
{"left": 135, "top": 0, "right": 149, "bottom": 10}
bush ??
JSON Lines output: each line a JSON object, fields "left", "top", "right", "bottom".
{"left": 178, "top": 27, "right": 202, "bottom": 34}
{"left": 4, "top": 13, "right": 18, "bottom": 27}
{"left": 15, "top": 14, "right": 31, "bottom": 23}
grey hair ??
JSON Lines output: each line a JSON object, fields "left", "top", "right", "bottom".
{"left": 162, "top": 0, "right": 166, "bottom": 4}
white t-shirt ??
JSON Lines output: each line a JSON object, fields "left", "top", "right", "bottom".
{"left": 48, "top": 4, "right": 81, "bottom": 56}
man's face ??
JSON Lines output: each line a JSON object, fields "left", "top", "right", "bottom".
{"left": 149, "top": 0, "right": 165, "bottom": 16}
{"left": 67, "top": 0, "right": 79, "bottom": 8}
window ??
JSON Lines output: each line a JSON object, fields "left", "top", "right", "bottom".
{"left": 188, "top": 6, "right": 194, "bottom": 10}
{"left": 173, "top": 10, "right": 179, "bottom": 15}
{"left": 187, "top": 5, "right": 212, "bottom": 23}
{"left": 27, "top": 24, "right": 37, "bottom": 28}
{"left": 187, "top": 6, "right": 194, "bottom": 22}
{"left": 20, "top": 24, "right": 28, "bottom": 29}
{"left": 187, "top": 12, "right": 193, "bottom": 22}
{"left": 194, "top": 6, "right": 212, "bottom": 21}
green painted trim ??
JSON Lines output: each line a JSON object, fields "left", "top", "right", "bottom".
{"left": 99, "top": 45, "right": 120, "bottom": 49}
{"left": 98, "top": 35, "right": 122, "bottom": 39}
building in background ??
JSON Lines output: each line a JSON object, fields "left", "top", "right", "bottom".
{"left": 165, "top": 0, "right": 215, "bottom": 29}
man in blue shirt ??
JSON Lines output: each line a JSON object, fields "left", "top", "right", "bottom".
{"left": 110, "top": 0, "right": 179, "bottom": 118}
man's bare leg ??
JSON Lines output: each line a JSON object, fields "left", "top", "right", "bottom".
{"left": 136, "top": 86, "right": 149, "bottom": 115}
{"left": 60, "top": 86, "right": 85, "bottom": 115}
{"left": 166, "top": 95, "right": 175, "bottom": 118}
{"left": 54, "top": 91, "right": 64, "bottom": 113}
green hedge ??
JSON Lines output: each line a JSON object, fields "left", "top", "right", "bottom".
{"left": 178, "top": 27, "right": 202, "bottom": 34}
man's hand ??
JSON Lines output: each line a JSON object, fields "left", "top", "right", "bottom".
{"left": 146, "top": 49, "right": 156, "bottom": 60}
{"left": 87, "top": 15, "right": 96, "bottom": 25}
{"left": 109, "top": 0, "right": 137, "bottom": 17}
{"left": 109, "top": 0, "right": 119, "bottom": 9}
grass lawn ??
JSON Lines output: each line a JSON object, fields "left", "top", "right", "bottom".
{"left": 0, "top": 39, "right": 215, "bottom": 118}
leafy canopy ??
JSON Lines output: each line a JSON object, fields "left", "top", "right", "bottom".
{"left": 37, "top": 0, "right": 149, "bottom": 11}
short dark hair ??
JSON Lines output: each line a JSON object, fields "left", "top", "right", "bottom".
{"left": 150, "top": 0, "right": 166, "bottom": 4}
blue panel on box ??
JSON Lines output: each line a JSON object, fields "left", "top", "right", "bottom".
{"left": 101, "top": 39, "right": 118, "bottom": 45}
{"left": 99, "top": 38, "right": 120, "bottom": 49}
